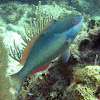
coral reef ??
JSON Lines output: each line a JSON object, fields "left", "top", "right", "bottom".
{"left": 16, "top": 62, "right": 73, "bottom": 100}
{"left": 0, "top": 0, "right": 100, "bottom": 100}
{"left": 73, "top": 65, "right": 100, "bottom": 100}
{"left": 70, "top": 19, "right": 100, "bottom": 66}
{"left": 48, "top": 0, "right": 100, "bottom": 16}
{"left": 0, "top": 2, "right": 26, "bottom": 24}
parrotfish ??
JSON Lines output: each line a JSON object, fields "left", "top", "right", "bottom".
{"left": 10, "top": 14, "right": 83, "bottom": 93}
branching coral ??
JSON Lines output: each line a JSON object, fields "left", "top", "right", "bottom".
{"left": 8, "top": 1, "right": 55, "bottom": 62}
{"left": 9, "top": 40, "right": 23, "bottom": 62}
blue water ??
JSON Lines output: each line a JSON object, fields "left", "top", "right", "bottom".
{"left": 0, "top": 0, "right": 48, "bottom": 5}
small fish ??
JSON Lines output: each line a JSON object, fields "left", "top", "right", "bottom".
{"left": 10, "top": 14, "right": 83, "bottom": 93}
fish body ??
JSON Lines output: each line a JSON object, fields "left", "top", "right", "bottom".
{"left": 10, "top": 14, "right": 83, "bottom": 93}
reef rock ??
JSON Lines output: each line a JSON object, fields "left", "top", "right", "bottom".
{"left": 70, "top": 26, "right": 100, "bottom": 66}
{"left": 73, "top": 65, "right": 100, "bottom": 100}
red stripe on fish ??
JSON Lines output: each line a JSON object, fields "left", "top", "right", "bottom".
{"left": 28, "top": 63, "right": 50, "bottom": 75}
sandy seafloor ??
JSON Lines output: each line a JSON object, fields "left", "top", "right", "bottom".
{"left": 0, "top": 0, "right": 100, "bottom": 100}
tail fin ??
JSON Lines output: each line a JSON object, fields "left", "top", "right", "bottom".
{"left": 10, "top": 73, "right": 24, "bottom": 94}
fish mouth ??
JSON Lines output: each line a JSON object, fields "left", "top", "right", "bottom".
{"left": 80, "top": 15, "right": 83, "bottom": 22}
{"left": 66, "top": 15, "right": 83, "bottom": 39}
{"left": 75, "top": 15, "right": 83, "bottom": 26}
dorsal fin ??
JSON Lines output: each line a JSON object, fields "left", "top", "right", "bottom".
{"left": 20, "top": 19, "right": 56, "bottom": 64}
{"left": 20, "top": 35, "right": 38, "bottom": 64}
{"left": 39, "top": 19, "right": 56, "bottom": 35}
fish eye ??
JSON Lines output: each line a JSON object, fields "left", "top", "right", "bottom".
{"left": 72, "top": 19, "right": 76, "bottom": 24}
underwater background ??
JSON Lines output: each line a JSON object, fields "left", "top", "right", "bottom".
{"left": 0, "top": 0, "right": 100, "bottom": 100}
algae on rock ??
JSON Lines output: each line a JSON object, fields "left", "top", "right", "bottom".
{"left": 0, "top": 37, "right": 13, "bottom": 100}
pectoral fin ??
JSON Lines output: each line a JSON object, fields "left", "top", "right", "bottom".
{"left": 61, "top": 48, "right": 70, "bottom": 63}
